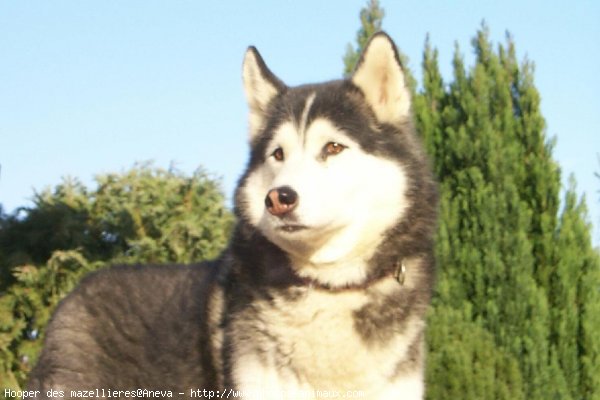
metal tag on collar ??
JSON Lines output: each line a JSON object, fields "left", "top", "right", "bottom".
{"left": 394, "top": 260, "right": 406, "bottom": 286}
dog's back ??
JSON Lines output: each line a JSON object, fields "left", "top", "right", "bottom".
{"left": 28, "top": 263, "right": 220, "bottom": 397}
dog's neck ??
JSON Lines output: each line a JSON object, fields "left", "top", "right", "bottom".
{"left": 232, "top": 227, "right": 407, "bottom": 292}
{"left": 290, "top": 259, "right": 406, "bottom": 292}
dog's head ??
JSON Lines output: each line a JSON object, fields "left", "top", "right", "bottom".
{"left": 235, "top": 33, "right": 421, "bottom": 285}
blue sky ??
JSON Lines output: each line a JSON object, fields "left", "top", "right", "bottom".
{"left": 1, "top": 1, "right": 599, "bottom": 245}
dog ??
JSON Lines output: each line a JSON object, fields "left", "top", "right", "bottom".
{"left": 28, "top": 32, "right": 438, "bottom": 399}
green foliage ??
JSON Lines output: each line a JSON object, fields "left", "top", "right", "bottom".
{"left": 0, "top": 251, "right": 97, "bottom": 390}
{"left": 414, "top": 24, "right": 600, "bottom": 400}
{"left": 89, "top": 165, "right": 232, "bottom": 264}
{"left": 426, "top": 305, "right": 525, "bottom": 400}
{"left": 0, "top": 164, "right": 233, "bottom": 390}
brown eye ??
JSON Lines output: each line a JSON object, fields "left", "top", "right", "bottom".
{"left": 272, "top": 147, "right": 284, "bottom": 161}
{"left": 323, "top": 142, "right": 346, "bottom": 157}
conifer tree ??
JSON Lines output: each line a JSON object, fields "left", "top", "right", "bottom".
{"left": 414, "top": 25, "right": 600, "bottom": 400}
{"left": 418, "top": 31, "right": 554, "bottom": 398}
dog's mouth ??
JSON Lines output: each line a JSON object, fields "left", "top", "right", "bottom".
{"left": 277, "top": 224, "right": 309, "bottom": 233}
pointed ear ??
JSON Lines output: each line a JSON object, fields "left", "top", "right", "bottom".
{"left": 351, "top": 32, "right": 411, "bottom": 125}
{"left": 242, "top": 47, "right": 285, "bottom": 139}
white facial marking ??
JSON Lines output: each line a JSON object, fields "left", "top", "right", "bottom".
{"left": 298, "top": 92, "right": 316, "bottom": 138}
{"left": 241, "top": 114, "right": 408, "bottom": 286}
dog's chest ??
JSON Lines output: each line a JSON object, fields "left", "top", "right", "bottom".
{"left": 258, "top": 287, "right": 402, "bottom": 389}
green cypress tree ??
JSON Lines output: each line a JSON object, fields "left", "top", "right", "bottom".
{"left": 414, "top": 25, "right": 600, "bottom": 400}
{"left": 418, "top": 31, "right": 554, "bottom": 398}
{"left": 426, "top": 305, "right": 524, "bottom": 400}
{"left": 414, "top": 35, "right": 445, "bottom": 165}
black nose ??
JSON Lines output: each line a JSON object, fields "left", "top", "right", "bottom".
{"left": 265, "top": 186, "right": 298, "bottom": 216}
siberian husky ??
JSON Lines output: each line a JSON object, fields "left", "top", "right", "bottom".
{"left": 28, "top": 32, "right": 438, "bottom": 400}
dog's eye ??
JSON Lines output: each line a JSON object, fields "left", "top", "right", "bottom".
{"left": 323, "top": 142, "right": 346, "bottom": 157}
{"left": 271, "top": 147, "right": 284, "bottom": 161}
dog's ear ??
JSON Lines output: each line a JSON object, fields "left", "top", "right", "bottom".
{"left": 351, "top": 32, "right": 411, "bottom": 125}
{"left": 243, "top": 47, "right": 285, "bottom": 140}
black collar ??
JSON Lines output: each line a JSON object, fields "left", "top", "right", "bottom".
{"left": 292, "top": 259, "right": 406, "bottom": 292}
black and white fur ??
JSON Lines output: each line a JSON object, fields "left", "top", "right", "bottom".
{"left": 28, "top": 33, "right": 438, "bottom": 400}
